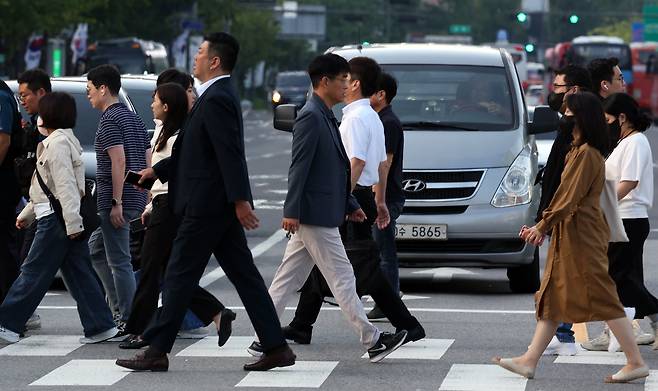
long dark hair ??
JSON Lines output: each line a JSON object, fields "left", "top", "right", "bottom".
{"left": 603, "top": 93, "right": 652, "bottom": 132}
{"left": 565, "top": 91, "right": 611, "bottom": 157}
{"left": 154, "top": 83, "right": 188, "bottom": 152}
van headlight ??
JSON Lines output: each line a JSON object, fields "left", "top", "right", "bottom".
{"left": 272, "top": 90, "right": 282, "bottom": 103}
{"left": 491, "top": 146, "right": 533, "bottom": 208}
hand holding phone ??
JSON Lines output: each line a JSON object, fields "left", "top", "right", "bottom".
{"left": 125, "top": 170, "right": 155, "bottom": 190}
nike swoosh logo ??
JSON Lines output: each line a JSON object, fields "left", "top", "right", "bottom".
{"left": 371, "top": 344, "right": 387, "bottom": 353}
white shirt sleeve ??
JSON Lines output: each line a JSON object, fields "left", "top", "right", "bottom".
{"left": 343, "top": 116, "right": 370, "bottom": 161}
{"left": 619, "top": 137, "right": 648, "bottom": 182}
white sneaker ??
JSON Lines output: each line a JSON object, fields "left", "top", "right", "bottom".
{"left": 25, "top": 313, "right": 41, "bottom": 331}
{"left": 542, "top": 336, "right": 578, "bottom": 356}
{"left": 581, "top": 329, "right": 609, "bottom": 351}
{"left": 0, "top": 325, "right": 20, "bottom": 343}
{"left": 79, "top": 327, "right": 119, "bottom": 344}
{"left": 633, "top": 320, "right": 654, "bottom": 345}
{"left": 177, "top": 327, "right": 208, "bottom": 339}
{"left": 609, "top": 307, "right": 636, "bottom": 353}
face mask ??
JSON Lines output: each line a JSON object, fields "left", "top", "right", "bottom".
{"left": 547, "top": 92, "right": 566, "bottom": 112}
{"left": 558, "top": 115, "right": 576, "bottom": 134}
{"left": 608, "top": 118, "right": 622, "bottom": 145}
{"left": 36, "top": 117, "right": 48, "bottom": 137}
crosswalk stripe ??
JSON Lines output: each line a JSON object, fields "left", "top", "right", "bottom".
{"left": 30, "top": 360, "right": 130, "bottom": 386}
{"left": 0, "top": 335, "right": 81, "bottom": 356}
{"left": 176, "top": 336, "right": 252, "bottom": 357}
{"left": 235, "top": 361, "right": 339, "bottom": 388}
{"left": 554, "top": 346, "right": 626, "bottom": 365}
{"left": 646, "top": 370, "right": 658, "bottom": 391}
{"left": 360, "top": 339, "right": 454, "bottom": 360}
{"left": 439, "top": 364, "right": 528, "bottom": 391}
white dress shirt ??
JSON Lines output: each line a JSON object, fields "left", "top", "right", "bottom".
{"left": 339, "top": 98, "right": 386, "bottom": 186}
{"left": 196, "top": 74, "right": 231, "bottom": 98}
{"left": 146, "top": 120, "right": 178, "bottom": 212}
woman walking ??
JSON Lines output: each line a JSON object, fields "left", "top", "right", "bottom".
{"left": 494, "top": 91, "right": 648, "bottom": 383}
{"left": 120, "top": 81, "right": 234, "bottom": 349}
{"left": 0, "top": 92, "right": 117, "bottom": 344}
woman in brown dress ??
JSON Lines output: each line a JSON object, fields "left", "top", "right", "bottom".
{"left": 494, "top": 92, "right": 648, "bottom": 383}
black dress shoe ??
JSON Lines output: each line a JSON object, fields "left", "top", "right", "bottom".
{"left": 217, "top": 308, "right": 236, "bottom": 347}
{"left": 398, "top": 325, "right": 426, "bottom": 345}
{"left": 115, "top": 349, "right": 169, "bottom": 372}
{"left": 243, "top": 345, "right": 296, "bottom": 371}
{"left": 282, "top": 325, "right": 312, "bottom": 345}
{"left": 119, "top": 334, "right": 149, "bottom": 350}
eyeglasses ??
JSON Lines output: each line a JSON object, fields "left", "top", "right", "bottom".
{"left": 614, "top": 74, "right": 625, "bottom": 82}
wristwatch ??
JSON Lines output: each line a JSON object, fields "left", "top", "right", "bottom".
{"left": 111, "top": 198, "right": 122, "bottom": 207}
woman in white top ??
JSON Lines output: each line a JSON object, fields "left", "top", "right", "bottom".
{"left": 0, "top": 92, "right": 117, "bottom": 344}
{"left": 121, "top": 76, "right": 233, "bottom": 350}
{"left": 603, "top": 93, "right": 658, "bottom": 347}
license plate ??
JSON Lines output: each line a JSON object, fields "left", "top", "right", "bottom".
{"left": 395, "top": 224, "right": 447, "bottom": 240}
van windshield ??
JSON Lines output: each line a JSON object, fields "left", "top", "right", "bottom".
{"left": 334, "top": 64, "right": 516, "bottom": 131}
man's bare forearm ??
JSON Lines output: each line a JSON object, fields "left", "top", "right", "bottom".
{"left": 350, "top": 158, "right": 366, "bottom": 191}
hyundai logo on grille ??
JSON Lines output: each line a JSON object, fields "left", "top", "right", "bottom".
{"left": 402, "top": 179, "right": 426, "bottom": 192}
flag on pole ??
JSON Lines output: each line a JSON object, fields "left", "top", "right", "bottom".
{"left": 24, "top": 33, "right": 45, "bottom": 70}
{"left": 70, "top": 23, "right": 89, "bottom": 65}
{"left": 172, "top": 29, "right": 190, "bottom": 69}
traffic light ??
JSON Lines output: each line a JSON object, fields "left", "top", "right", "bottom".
{"left": 516, "top": 12, "right": 528, "bottom": 23}
{"left": 525, "top": 43, "right": 535, "bottom": 53}
{"left": 568, "top": 14, "right": 579, "bottom": 24}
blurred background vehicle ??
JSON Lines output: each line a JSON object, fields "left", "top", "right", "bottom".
{"left": 269, "top": 71, "right": 310, "bottom": 109}
{"left": 83, "top": 37, "right": 169, "bottom": 75}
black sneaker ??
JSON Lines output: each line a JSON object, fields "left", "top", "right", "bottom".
{"left": 282, "top": 325, "right": 312, "bottom": 345}
{"left": 108, "top": 322, "right": 128, "bottom": 342}
{"left": 247, "top": 341, "right": 264, "bottom": 357}
{"left": 366, "top": 306, "right": 387, "bottom": 322}
{"left": 367, "top": 330, "right": 407, "bottom": 363}
{"left": 398, "top": 325, "right": 425, "bottom": 345}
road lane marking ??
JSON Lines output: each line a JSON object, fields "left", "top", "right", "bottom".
{"left": 360, "top": 338, "right": 454, "bottom": 360}
{"left": 554, "top": 346, "right": 626, "bottom": 365}
{"left": 646, "top": 370, "right": 658, "bottom": 391}
{"left": 439, "top": 364, "right": 528, "bottom": 391}
{"left": 236, "top": 361, "right": 339, "bottom": 388}
{"left": 30, "top": 360, "right": 130, "bottom": 386}
{"left": 176, "top": 336, "right": 252, "bottom": 357}
{"left": 0, "top": 335, "right": 81, "bottom": 356}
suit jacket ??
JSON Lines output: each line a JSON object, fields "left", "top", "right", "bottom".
{"left": 153, "top": 77, "right": 252, "bottom": 217}
{"left": 283, "top": 93, "right": 360, "bottom": 227}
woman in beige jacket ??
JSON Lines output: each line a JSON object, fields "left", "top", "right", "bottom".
{"left": 0, "top": 92, "right": 117, "bottom": 345}
{"left": 494, "top": 92, "right": 648, "bottom": 383}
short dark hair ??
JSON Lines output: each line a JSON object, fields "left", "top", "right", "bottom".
{"left": 38, "top": 92, "right": 76, "bottom": 130}
{"left": 565, "top": 91, "right": 610, "bottom": 157}
{"left": 17, "top": 68, "right": 52, "bottom": 93}
{"left": 157, "top": 68, "right": 194, "bottom": 89}
{"left": 87, "top": 64, "right": 121, "bottom": 96}
{"left": 348, "top": 57, "right": 381, "bottom": 97}
{"left": 377, "top": 72, "right": 398, "bottom": 104}
{"left": 307, "top": 54, "right": 350, "bottom": 88}
{"left": 555, "top": 65, "right": 591, "bottom": 90}
{"left": 588, "top": 57, "right": 619, "bottom": 94}
{"left": 603, "top": 93, "right": 652, "bottom": 132}
{"left": 204, "top": 32, "right": 240, "bottom": 72}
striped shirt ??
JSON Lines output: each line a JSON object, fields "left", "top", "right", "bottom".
{"left": 94, "top": 103, "right": 150, "bottom": 211}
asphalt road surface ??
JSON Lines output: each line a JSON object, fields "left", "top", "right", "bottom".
{"left": 3, "top": 111, "right": 658, "bottom": 391}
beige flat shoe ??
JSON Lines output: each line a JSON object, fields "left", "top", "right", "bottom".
{"left": 604, "top": 366, "right": 650, "bottom": 383}
{"left": 492, "top": 357, "right": 535, "bottom": 379}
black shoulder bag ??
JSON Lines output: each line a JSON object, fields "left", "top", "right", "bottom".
{"left": 34, "top": 167, "right": 99, "bottom": 239}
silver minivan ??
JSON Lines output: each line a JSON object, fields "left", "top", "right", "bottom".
{"left": 274, "top": 43, "right": 557, "bottom": 293}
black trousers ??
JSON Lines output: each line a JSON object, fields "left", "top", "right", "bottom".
{"left": 125, "top": 195, "right": 224, "bottom": 335}
{"left": 142, "top": 205, "right": 286, "bottom": 354}
{"left": 0, "top": 217, "right": 20, "bottom": 304}
{"left": 608, "top": 218, "right": 658, "bottom": 319}
{"left": 290, "top": 187, "right": 421, "bottom": 333}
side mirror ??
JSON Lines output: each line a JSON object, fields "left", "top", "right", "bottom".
{"left": 273, "top": 104, "right": 297, "bottom": 132}
{"left": 528, "top": 105, "right": 559, "bottom": 135}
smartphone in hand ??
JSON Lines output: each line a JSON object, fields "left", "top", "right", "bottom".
{"left": 129, "top": 217, "right": 146, "bottom": 233}
{"left": 125, "top": 170, "right": 155, "bottom": 190}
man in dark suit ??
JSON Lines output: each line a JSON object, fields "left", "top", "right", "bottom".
{"left": 247, "top": 54, "right": 407, "bottom": 364}
{"left": 116, "top": 32, "right": 294, "bottom": 372}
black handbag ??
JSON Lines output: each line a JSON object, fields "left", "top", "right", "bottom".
{"left": 34, "top": 167, "right": 99, "bottom": 239}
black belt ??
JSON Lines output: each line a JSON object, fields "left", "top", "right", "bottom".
{"left": 354, "top": 184, "right": 372, "bottom": 190}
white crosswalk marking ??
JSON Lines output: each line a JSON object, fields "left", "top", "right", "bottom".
{"left": 0, "top": 335, "right": 81, "bottom": 356}
{"left": 646, "top": 370, "right": 658, "bottom": 390}
{"left": 439, "top": 364, "right": 528, "bottom": 391}
{"left": 236, "top": 361, "right": 339, "bottom": 388}
{"left": 554, "top": 347, "right": 626, "bottom": 365}
{"left": 176, "top": 336, "right": 252, "bottom": 357}
{"left": 360, "top": 339, "right": 454, "bottom": 360}
{"left": 30, "top": 360, "right": 130, "bottom": 386}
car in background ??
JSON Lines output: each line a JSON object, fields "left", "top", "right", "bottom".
{"left": 525, "top": 84, "right": 544, "bottom": 107}
{"left": 528, "top": 105, "right": 556, "bottom": 170}
{"left": 83, "top": 37, "right": 169, "bottom": 75}
{"left": 7, "top": 77, "right": 137, "bottom": 179}
{"left": 120, "top": 74, "right": 157, "bottom": 129}
{"left": 269, "top": 71, "right": 310, "bottom": 109}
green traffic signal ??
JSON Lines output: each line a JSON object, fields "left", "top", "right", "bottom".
{"left": 516, "top": 12, "right": 528, "bottom": 23}
{"left": 525, "top": 43, "right": 535, "bottom": 53}
{"left": 569, "top": 14, "right": 579, "bottom": 24}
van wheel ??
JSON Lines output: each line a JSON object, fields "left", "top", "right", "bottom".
{"left": 507, "top": 248, "right": 540, "bottom": 293}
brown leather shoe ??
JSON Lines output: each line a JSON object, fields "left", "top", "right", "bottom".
{"left": 116, "top": 350, "right": 169, "bottom": 372}
{"left": 243, "top": 345, "right": 296, "bottom": 371}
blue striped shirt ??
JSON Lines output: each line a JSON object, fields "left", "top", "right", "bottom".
{"left": 94, "top": 103, "right": 150, "bottom": 211}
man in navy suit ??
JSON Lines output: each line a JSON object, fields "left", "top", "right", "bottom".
{"left": 247, "top": 54, "right": 407, "bottom": 363}
{"left": 116, "top": 32, "right": 294, "bottom": 372}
